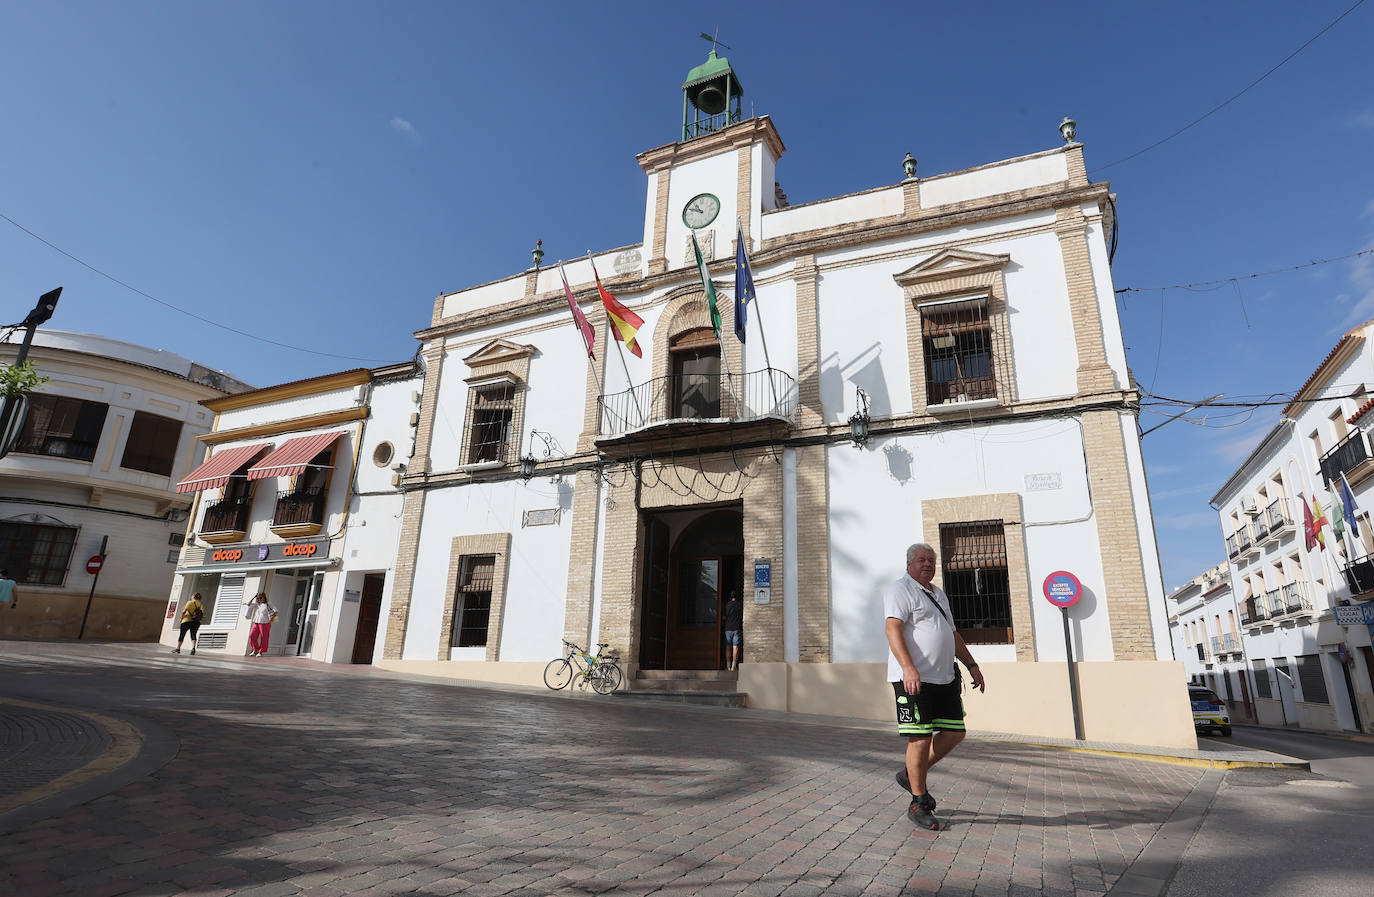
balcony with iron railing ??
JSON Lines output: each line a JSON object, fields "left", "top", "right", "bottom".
{"left": 1342, "top": 556, "right": 1374, "bottom": 597}
{"left": 1240, "top": 606, "right": 1252, "bottom": 626}
{"left": 271, "top": 486, "right": 327, "bottom": 537}
{"left": 1210, "top": 632, "right": 1240, "bottom": 655}
{"left": 1319, "top": 429, "right": 1374, "bottom": 487}
{"left": 12, "top": 434, "right": 100, "bottom": 462}
{"left": 1236, "top": 526, "right": 1253, "bottom": 554}
{"left": 1250, "top": 512, "right": 1270, "bottom": 542}
{"left": 1264, "top": 499, "right": 1292, "bottom": 537}
{"left": 1249, "top": 593, "right": 1272, "bottom": 624}
{"left": 596, "top": 368, "right": 799, "bottom": 451}
{"left": 199, "top": 494, "right": 252, "bottom": 544}
{"left": 1280, "top": 581, "right": 1313, "bottom": 616}
{"left": 1226, "top": 533, "right": 1240, "bottom": 559}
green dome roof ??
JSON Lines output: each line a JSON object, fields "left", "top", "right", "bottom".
{"left": 683, "top": 50, "right": 744, "bottom": 93}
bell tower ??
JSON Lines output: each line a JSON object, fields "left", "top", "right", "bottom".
{"left": 682, "top": 49, "right": 744, "bottom": 141}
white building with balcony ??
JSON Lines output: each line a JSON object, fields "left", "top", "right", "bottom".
{"left": 1210, "top": 320, "right": 1374, "bottom": 733}
{"left": 371, "top": 53, "right": 1191, "bottom": 749}
{"left": 159, "top": 363, "right": 420, "bottom": 662}
{"left": 0, "top": 329, "right": 250, "bottom": 640}
{"left": 1167, "top": 562, "right": 1255, "bottom": 725}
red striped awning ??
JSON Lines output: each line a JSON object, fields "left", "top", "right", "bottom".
{"left": 175, "top": 443, "right": 273, "bottom": 494}
{"left": 245, "top": 431, "right": 345, "bottom": 481}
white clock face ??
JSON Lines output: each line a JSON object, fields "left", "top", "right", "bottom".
{"left": 682, "top": 193, "right": 721, "bottom": 229}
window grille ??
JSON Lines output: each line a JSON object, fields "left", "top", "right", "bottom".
{"left": 1252, "top": 661, "right": 1272, "bottom": 699}
{"left": 938, "top": 520, "right": 1012, "bottom": 645}
{"left": 0, "top": 521, "right": 78, "bottom": 585}
{"left": 451, "top": 554, "right": 495, "bottom": 647}
{"left": 922, "top": 299, "right": 996, "bottom": 405}
{"left": 1296, "top": 654, "right": 1329, "bottom": 704}
{"left": 466, "top": 383, "right": 515, "bottom": 464}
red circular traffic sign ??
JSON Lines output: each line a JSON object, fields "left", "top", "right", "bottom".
{"left": 1042, "top": 570, "right": 1082, "bottom": 608}
{"left": 85, "top": 555, "right": 104, "bottom": 575}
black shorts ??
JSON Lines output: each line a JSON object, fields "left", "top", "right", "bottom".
{"left": 892, "top": 680, "right": 965, "bottom": 737}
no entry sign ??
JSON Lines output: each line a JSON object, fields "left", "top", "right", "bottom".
{"left": 1042, "top": 570, "right": 1082, "bottom": 608}
{"left": 85, "top": 555, "right": 104, "bottom": 575}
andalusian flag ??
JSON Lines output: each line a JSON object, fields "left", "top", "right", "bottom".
{"left": 589, "top": 256, "right": 643, "bottom": 358}
{"left": 691, "top": 232, "right": 723, "bottom": 339}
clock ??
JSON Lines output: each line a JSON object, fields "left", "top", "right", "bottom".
{"left": 682, "top": 193, "right": 721, "bottom": 229}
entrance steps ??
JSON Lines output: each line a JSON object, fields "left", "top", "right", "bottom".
{"left": 613, "top": 669, "right": 746, "bottom": 708}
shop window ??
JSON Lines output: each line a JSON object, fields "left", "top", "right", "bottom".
{"left": 464, "top": 381, "right": 516, "bottom": 465}
{"left": 0, "top": 521, "right": 77, "bottom": 585}
{"left": 670, "top": 328, "right": 721, "bottom": 419}
{"left": 1296, "top": 654, "right": 1329, "bottom": 704}
{"left": 121, "top": 411, "right": 182, "bottom": 476}
{"left": 938, "top": 520, "right": 1012, "bottom": 644}
{"left": 450, "top": 554, "right": 495, "bottom": 647}
{"left": 14, "top": 394, "right": 108, "bottom": 462}
{"left": 922, "top": 299, "right": 996, "bottom": 405}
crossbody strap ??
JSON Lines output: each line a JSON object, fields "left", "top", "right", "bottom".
{"left": 917, "top": 585, "right": 954, "bottom": 629}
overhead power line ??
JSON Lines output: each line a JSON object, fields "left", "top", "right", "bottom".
{"left": 0, "top": 210, "right": 393, "bottom": 364}
{"left": 1117, "top": 247, "right": 1374, "bottom": 294}
{"left": 1091, "top": 0, "right": 1368, "bottom": 173}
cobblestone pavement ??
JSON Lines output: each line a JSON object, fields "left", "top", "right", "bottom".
{"left": 0, "top": 701, "right": 112, "bottom": 804}
{"left": 0, "top": 642, "right": 1203, "bottom": 897}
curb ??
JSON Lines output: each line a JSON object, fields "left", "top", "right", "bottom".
{"left": 1012, "top": 740, "right": 1311, "bottom": 771}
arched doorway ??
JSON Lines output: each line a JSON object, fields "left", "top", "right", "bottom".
{"left": 639, "top": 507, "right": 743, "bottom": 670}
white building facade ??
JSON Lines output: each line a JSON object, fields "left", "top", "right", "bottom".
{"left": 370, "top": 55, "right": 1191, "bottom": 748}
{"left": 1210, "top": 323, "right": 1374, "bottom": 733}
{"left": 1166, "top": 563, "right": 1256, "bottom": 725}
{"left": 159, "top": 364, "right": 419, "bottom": 662}
{"left": 0, "top": 329, "right": 250, "bottom": 640}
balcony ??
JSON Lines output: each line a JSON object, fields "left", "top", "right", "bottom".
{"left": 1250, "top": 595, "right": 1271, "bottom": 623}
{"left": 1250, "top": 513, "right": 1270, "bottom": 542}
{"left": 1240, "top": 607, "right": 1252, "bottom": 626}
{"left": 1319, "top": 429, "right": 1374, "bottom": 487}
{"left": 1216, "top": 632, "right": 1240, "bottom": 654}
{"left": 199, "top": 495, "right": 252, "bottom": 544}
{"left": 1264, "top": 499, "right": 1292, "bottom": 537}
{"left": 1226, "top": 533, "right": 1240, "bottom": 559}
{"left": 1281, "top": 582, "right": 1313, "bottom": 615}
{"left": 271, "top": 486, "right": 327, "bottom": 537}
{"left": 596, "top": 368, "right": 798, "bottom": 453}
{"left": 1342, "top": 557, "right": 1374, "bottom": 597}
{"left": 12, "top": 434, "right": 99, "bottom": 462}
{"left": 1236, "top": 527, "right": 1253, "bottom": 554}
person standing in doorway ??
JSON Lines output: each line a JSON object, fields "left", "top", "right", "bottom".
{"left": 245, "top": 592, "right": 278, "bottom": 657}
{"left": 884, "top": 543, "right": 985, "bottom": 831}
{"left": 0, "top": 569, "right": 18, "bottom": 611}
{"left": 174, "top": 592, "right": 204, "bottom": 654}
{"left": 723, "top": 590, "right": 743, "bottom": 671}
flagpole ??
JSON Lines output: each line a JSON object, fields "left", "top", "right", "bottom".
{"left": 558, "top": 261, "right": 605, "bottom": 398}
{"left": 587, "top": 253, "right": 646, "bottom": 428}
{"left": 738, "top": 217, "right": 780, "bottom": 413}
{"left": 692, "top": 231, "right": 741, "bottom": 417}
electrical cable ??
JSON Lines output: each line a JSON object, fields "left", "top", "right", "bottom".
{"left": 1117, "top": 247, "right": 1374, "bottom": 293}
{"left": 0, "top": 209, "right": 395, "bottom": 364}
{"left": 1090, "top": 0, "right": 1368, "bottom": 173}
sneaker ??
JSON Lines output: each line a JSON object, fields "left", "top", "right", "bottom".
{"left": 189, "top": 648, "right": 196, "bottom": 655}
{"left": 894, "top": 770, "right": 937, "bottom": 810}
{"left": 172, "top": 648, "right": 180, "bottom": 654}
{"left": 907, "top": 798, "right": 940, "bottom": 831}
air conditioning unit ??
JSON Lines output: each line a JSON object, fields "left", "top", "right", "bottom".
{"left": 1241, "top": 497, "right": 1259, "bottom": 517}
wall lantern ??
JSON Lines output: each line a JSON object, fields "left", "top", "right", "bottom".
{"left": 1058, "top": 116, "right": 1077, "bottom": 143}
{"left": 519, "top": 454, "right": 538, "bottom": 480}
{"left": 848, "top": 387, "right": 871, "bottom": 447}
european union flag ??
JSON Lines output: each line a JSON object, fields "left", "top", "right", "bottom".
{"left": 734, "top": 222, "right": 755, "bottom": 344}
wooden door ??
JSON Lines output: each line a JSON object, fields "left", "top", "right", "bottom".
{"left": 351, "top": 573, "right": 385, "bottom": 664}
{"left": 639, "top": 518, "right": 671, "bottom": 670}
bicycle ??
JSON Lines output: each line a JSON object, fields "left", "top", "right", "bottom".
{"left": 544, "top": 640, "right": 623, "bottom": 695}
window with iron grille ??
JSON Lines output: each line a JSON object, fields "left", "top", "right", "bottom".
{"left": 938, "top": 520, "right": 1012, "bottom": 644}
{"left": 1252, "top": 661, "right": 1272, "bottom": 699}
{"left": 121, "top": 411, "right": 182, "bottom": 476}
{"left": 451, "top": 554, "right": 494, "bottom": 647}
{"left": 0, "top": 521, "right": 77, "bottom": 585}
{"left": 922, "top": 299, "right": 996, "bottom": 405}
{"left": 1296, "top": 653, "right": 1329, "bottom": 704}
{"left": 465, "top": 382, "right": 515, "bottom": 464}
{"left": 14, "top": 394, "right": 108, "bottom": 462}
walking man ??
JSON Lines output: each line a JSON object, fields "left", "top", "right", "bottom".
{"left": 0, "top": 568, "right": 17, "bottom": 610}
{"left": 884, "top": 543, "right": 985, "bottom": 831}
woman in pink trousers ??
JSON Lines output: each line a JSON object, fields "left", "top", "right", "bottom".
{"left": 244, "top": 593, "right": 279, "bottom": 656}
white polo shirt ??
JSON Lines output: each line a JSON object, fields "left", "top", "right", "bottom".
{"left": 884, "top": 573, "right": 956, "bottom": 685}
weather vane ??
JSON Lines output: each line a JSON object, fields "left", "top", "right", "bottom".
{"left": 699, "top": 29, "right": 731, "bottom": 53}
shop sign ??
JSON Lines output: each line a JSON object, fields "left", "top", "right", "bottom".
{"left": 203, "top": 540, "right": 329, "bottom": 566}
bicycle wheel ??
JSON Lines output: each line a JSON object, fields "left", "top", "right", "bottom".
{"left": 592, "top": 662, "right": 623, "bottom": 695}
{"left": 543, "top": 657, "right": 574, "bottom": 690}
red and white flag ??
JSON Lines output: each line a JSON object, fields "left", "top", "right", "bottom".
{"left": 559, "top": 262, "right": 596, "bottom": 359}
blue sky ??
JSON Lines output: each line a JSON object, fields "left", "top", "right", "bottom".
{"left": 1, "top": 1, "right": 1371, "bottom": 589}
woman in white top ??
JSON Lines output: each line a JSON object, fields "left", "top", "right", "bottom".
{"left": 244, "top": 593, "right": 279, "bottom": 657}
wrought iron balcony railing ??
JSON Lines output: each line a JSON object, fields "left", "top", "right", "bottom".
{"left": 1237, "top": 528, "right": 1253, "bottom": 553}
{"left": 1251, "top": 514, "right": 1270, "bottom": 541}
{"left": 1343, "top": 557, "right": 1374, "bottom": 596}
{"left": 1265, "top": 499, "right": 1291, "bottom": 534}
{"left": 1281, "top": 581, "right": 1312, "bottom": 615}
{"left": 201, "top": 494, "right": 252, "bottom": 534}
{"left": 1226, "top": 533, "right": 1240, "bottom": 558}
{"left": 12, "top": 434, "right": 99, "bottom": 462}
{"left": 273, "top": 486, "right": 327, "bottom": 528}
{"left": 1319, "top": 429, "right": 1371, "bottom": 486}
{"left": 597, "top": 368, "right": 798, "bottom": 437}
{"left": 1251, "top": 595, "right": 1271, "bottom": 622}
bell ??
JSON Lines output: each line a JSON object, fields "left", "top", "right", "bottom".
{"left": 690, "top": 84, "right": 728, "bottom": 115}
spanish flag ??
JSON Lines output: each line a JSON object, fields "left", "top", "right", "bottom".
{"left": 589, "top": 256, "right": 643, "bottom": 358}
